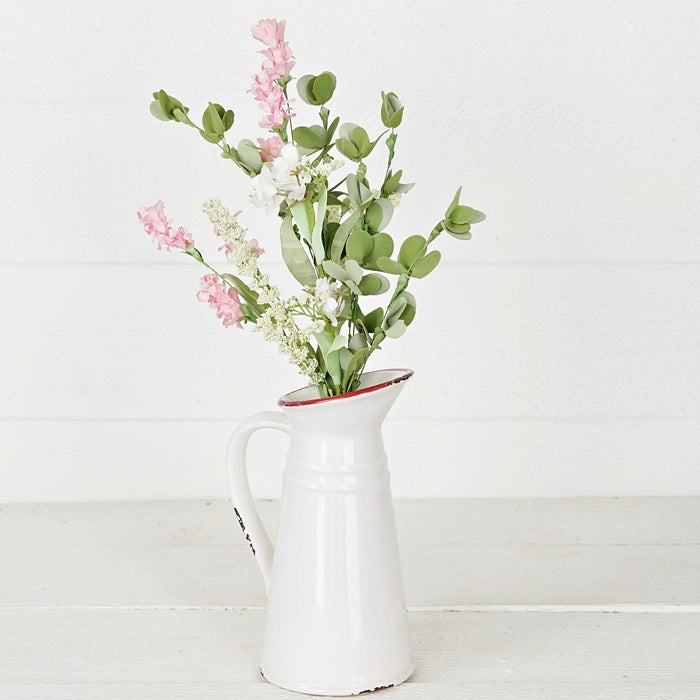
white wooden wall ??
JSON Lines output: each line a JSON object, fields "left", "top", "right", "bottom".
{"left": 2, "top": 0, "right": 699, "bottom": 501}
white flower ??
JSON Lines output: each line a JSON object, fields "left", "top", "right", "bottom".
{"left": 250, "top": 167, "right": 284, "bottom": 214}
{"left": 312, "top": 278, "right": 345, "bottom": 325}
{"left": 251, "top": 144, "right": 311, "bottom": 212}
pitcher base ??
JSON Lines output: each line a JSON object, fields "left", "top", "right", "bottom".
{"left": 259, "top": 664, "right": 414, "bottom": 696}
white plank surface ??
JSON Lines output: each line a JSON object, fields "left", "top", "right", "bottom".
{"left": 1, "top": 498, "right": 699, "bottom": 698}
{"left": 2, "top": 609, "right": 699, "bottom": 699}
{"left": 1, "top": 499, "right": 698, "bottom": 609}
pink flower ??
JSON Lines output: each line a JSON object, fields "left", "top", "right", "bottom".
{"left": 196, "top": 274, "right": 244, "bottom": 329}
{"left": 250, "top": 75, "right": 291, "bottom": 129}
{"left": 257, "top": 135, "right": 283, "bottom": 162}
{"left": 250, "top": 18, "right": 295, "bottom": 129}
{"left": 137, "top": 200, "right": 193, "bottom": 251}
{"left": 248, "top": 239, "right": 265, "bottom": 256}
{"left": 251, "top": 18, "right": 287, "bottom": 48}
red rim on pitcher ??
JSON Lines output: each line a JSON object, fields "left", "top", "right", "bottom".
{"left": 278, "top": 368, "right": 414, "bottom": 408}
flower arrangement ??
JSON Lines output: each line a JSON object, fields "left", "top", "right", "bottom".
{"left": 138, "top": 18, "right": 484, "bottom": 397}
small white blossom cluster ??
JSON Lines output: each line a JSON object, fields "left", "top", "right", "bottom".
{"left": 307, "top": 278, "right": 345, "bottom": 325}
{"left": 250, "top": 144, "right": 344, "bottom": 213}
{"left": 203, "top": 198, "right": 278, "bottom": 303}
{"left": 255, "top": 299, "right": 323, "bottom": 383}
{"left": 203, "top": 197, "right": 321, "bottom": 382}
{"left": 303, "top": 156, "right": 344, "bottom": 180}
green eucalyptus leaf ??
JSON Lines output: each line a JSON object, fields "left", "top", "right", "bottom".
{"left": 154, "top": 90, "right": 187, "bottom": 120}
{"left": 345, "top": 174, "right": 374, "bottom": 207}
{"left": 399, "top": 291, "right": 417, "bottom": 326}
{"left": 297, "top": 75, "right": 314, "bottom": 104}
{"left": 314, "top": 329, "right": 332, "bottom": 355}
{"left": 351, "top": 125, "right": 371, "bottom": 155}
{"left": 342, "top": 347, "right": 370, "bottom": 392}
{"left": 223, "top": 109, "right": 235, "bottom": 131}
{"left": 443, "top": 187, "right": 485, "bottom": 235}
{"left": 394, "top": 181, "right": 415, "bottom": 194}
{"left": 362, "top": 307, "right": 384, "bottom": 332}
{"left": 172, "top": 108, "right": 191, "bottom": 124}
{"left": 346, "top": 229, "right": 373, "bottom": 263}
{"left": 312, "top": 71, "right": 337, "bottom": 104}
{"left": 339, "top": 123, "right": 357, "bottom": 140}
{"left": 280, "top": 216, "right": 317, "bottom": 286}
{"left": 385, "top": 296, "right": 408, "bottom": 326}
{"left": 202, "top": 103, "right": 225, "bottom": 135}
{"left": 398, "top": 235, "right": 427, "bottom": 269}
{"left": 237, "top": 138, "right": 262, "bottom": 175}
{"left": 149, "top": 100, "right": 169, "bottom": 121}
{"left": 382, "top": 169, "right": 402, "bottom": 196}
{"left": 365, "top": 198, "right": 393, "bottom": 233}
{"left": 446, "top": 228, "right": 472, "bottom": 240}
{"left": 445, "top": 186, "right": 462, "bottom": 218}
{"left": 328, "top": 334, "right": 348, "bottom": 353}
{"left": 358, "top": 273, "right": 390, "bottom": 295}
{"left": 381, "top": 91, "right": 404, "bottom": 128}
{"left": 375, "top": 257, "right": 407, "bottom": 275}
{"left": 330, "top": 210, "right": 362, "bottom": 262}
{"left": 298, "top": 72, "right": 337, "bottom": 106}
{"left": 335, "top": 137, "right": 360, "bottom": 161}
{"left": 199, "top": 129, "right": 222, "bottom": 144}
{"left": 338, "top": 347, "right": 353, "bottom": 372}
{"left": 384, "top": 319, "right": 407, "bottom": 339}
{"left": 325, "top": 115, "right": 340, "bottom": 143}
{"left": 310, "top": 186, "right": 327, "bottom": 263}
{"left": 322, "top": 259, "right": 347, "bottom": 281}
{"left": 290, "top": 199, "right": 315, "bottom": 242}
{"left": 348, "top": 333, "right": 368, "bottom": 350}
{"left": 410, "top": 249, "right": 441, "bottom": 278}
{"left": 344, "top": 259, "right": 364, "bottom": 285}
{"left": 365, "top": 232, "right": 394, "bottom": 269}
{"left": 293, "top": 125, "right": 327, "bottom": 150}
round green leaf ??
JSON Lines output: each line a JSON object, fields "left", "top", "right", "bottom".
{"left": 366, "top": 233, "right": 395, "bottom": 267}
{"left": 398, "top": 235, "right": 427, "bottom": 269}
{"left": 358, "top": 273, "right": 390, "bottom": 295}
{"left": 376, "top": 257, "right": 407, "bottom": 275}
{"left": 410, "top": 249, "right": 441, "bottom": 278}
{"left": 346, "top": 229, "right": 373, "bottom": 263}
{"left": 312, "top": 71, "right": 337, "bottom": 104}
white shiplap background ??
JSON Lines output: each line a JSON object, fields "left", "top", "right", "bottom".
{"left": 1, "top": 0, "right": 699, "bottom": 501}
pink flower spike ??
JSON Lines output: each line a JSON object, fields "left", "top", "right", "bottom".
{"left": 251, "top": 18, "right": 287, "bottom": 48}
{"left": 137, "top": 201, "right": 193, "bottom": 251}
{"left": 257, "top": 135, "right": 283, "bottom": 162}
{"left": 196, "top": 274, "right": 244, "bottom": 329}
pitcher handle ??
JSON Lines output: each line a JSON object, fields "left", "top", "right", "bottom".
{"left": 226, "top": 411, "right": 290, "bottom": 595}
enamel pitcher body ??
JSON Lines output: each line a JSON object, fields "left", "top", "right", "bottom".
{"left": 227, "top": 369, "right": 414, "bottom": 696}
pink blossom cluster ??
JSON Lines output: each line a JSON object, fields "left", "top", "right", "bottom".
{"left": 256, "top": 135, "right": 284, "bottom": 162}
{"left": 217, "top": 232, "right": 266, "bottom": 258}
{"left": 250, "top": 19, "right": 295, "bottom": 130}
{"left": 137, "top": 200, "right": 193, "bottom": 251}
{"left": 196, "top": 274, "right": 245, "bottom": 329}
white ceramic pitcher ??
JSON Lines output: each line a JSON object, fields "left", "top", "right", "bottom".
{"left": 227, "top": 368, "right": 414, "bottom": 696}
